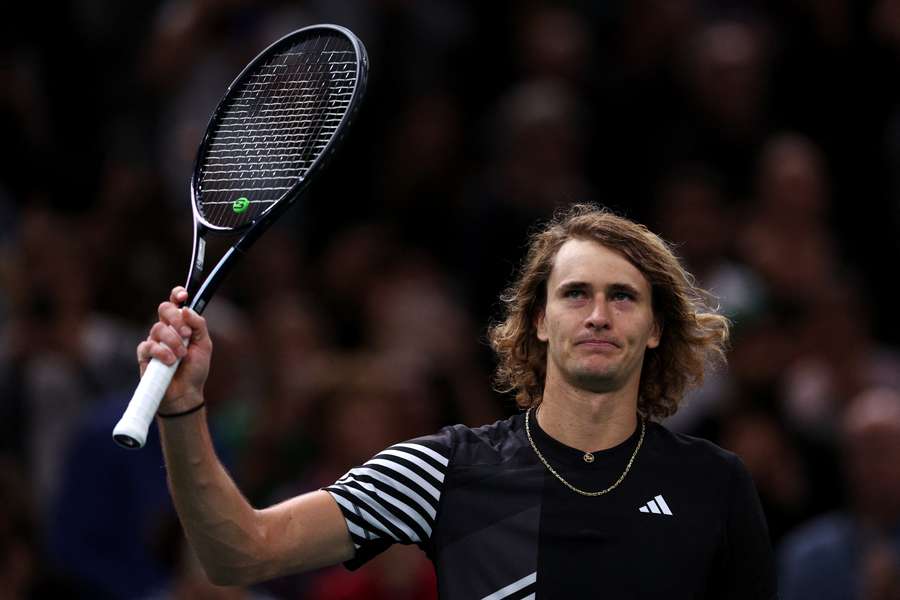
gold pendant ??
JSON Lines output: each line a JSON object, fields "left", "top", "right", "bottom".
{"left": 583, "top": 452, "right": 594, "bottom": 463}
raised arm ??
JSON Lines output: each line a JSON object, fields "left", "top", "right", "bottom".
{"left": 139, "top": 287, "right": 354, "bottom": 585}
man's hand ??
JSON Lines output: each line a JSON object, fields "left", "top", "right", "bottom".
{"left": 136, "top": 286, "right": 213, "bottom": 414}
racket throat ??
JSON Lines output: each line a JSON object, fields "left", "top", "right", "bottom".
{"left": 187, "top": 245, "right": 246, "bottom": 315}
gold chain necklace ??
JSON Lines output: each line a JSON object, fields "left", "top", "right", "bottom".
{"left": 525, "top": 408, "right": 645, "bottom": 497}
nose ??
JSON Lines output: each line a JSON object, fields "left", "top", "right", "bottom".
{"left": 584, "top": 295, "right": 611, "bottom": 330}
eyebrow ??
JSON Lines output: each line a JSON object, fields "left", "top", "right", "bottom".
{"left": 557, "top": 281, "right": 588, "bottom": 294}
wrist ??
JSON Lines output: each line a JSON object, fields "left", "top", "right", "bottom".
{"left": 160, "top": 391, "right": 205, "bottom": 415}
{"left": 158, "top": 401, "right": 205, "bottom": 418}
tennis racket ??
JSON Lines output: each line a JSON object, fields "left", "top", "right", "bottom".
{"left": 113, "top": 24, "right": 368, "bottom": 449}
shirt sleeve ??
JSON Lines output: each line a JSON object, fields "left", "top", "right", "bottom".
{"left": 709, "top": 454, "right": 779, "bottom": 599}
{"left": 323, "top": 427, "right": 453, "bottom": 570}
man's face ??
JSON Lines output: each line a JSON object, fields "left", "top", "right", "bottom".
{"left": 536, "top": 239, "right": 661, "bottom": 395}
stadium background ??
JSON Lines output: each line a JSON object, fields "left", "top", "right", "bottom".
{"left": 1, "top": 1, "right": 899, "bottom": 598}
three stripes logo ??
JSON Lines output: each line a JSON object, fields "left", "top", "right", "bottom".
{"left": 638, "top": 494, "right": 673, "bottom": 516}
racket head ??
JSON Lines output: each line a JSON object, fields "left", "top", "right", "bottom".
{"left": 190, "top": 24, "right": 368, "bottom": 233}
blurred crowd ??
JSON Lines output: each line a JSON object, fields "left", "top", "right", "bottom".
{"left": 2, "top": 1, "right": 900, "bottom": 598}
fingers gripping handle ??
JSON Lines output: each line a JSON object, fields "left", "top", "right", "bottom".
{"left": 112, "top": 356, "right": 181, "bottom": 449}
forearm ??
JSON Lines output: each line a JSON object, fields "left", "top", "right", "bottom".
{"left": 144, "top": 291, "right": 347, "bottom": 584}
{"left": 158, "top": 403, "right": 269, "bottom": 586}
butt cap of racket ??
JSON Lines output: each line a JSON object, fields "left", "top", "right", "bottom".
{"left": 113, "top": 357, "right": 180, "bottom": 449}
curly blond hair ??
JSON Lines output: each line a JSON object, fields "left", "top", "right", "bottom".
{"left": 488, "top": 204, "right": 730, "bottom": 419}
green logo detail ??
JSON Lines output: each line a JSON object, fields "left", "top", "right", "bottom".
{"left": 232, "top": 197, "right": 250, "bottom": 213}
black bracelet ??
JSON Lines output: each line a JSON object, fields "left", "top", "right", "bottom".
{"left": 157, "top": 401, "right": 206, "bottom": 419}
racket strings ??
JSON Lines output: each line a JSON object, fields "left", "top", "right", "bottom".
{"left": 198, "top": 31, "right": 358, "bottom": 229}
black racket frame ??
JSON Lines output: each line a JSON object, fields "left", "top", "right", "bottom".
{"left": 183, "top": 24, "right": 368, "bottom": 314}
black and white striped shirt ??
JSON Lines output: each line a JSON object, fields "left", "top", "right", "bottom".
{"left": 324, "top": 414, "right": 776, "bottom": 599}
{"left": 326, "top": 441, "right": 448, "bottom": 551}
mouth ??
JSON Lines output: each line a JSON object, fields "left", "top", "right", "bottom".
{"left": 575, "top": 338, "right": 620, "bottom": 350}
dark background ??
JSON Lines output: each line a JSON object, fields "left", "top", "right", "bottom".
{"left": 1, "top": 1, "right": 899, "bottom": 598}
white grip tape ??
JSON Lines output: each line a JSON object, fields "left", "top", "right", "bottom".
{"left": 113, "top": 349, "right": 183, "bottom": 449}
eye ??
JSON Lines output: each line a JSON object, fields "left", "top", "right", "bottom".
{"left": 611, "top": 290, "right": 635, "bottom": 302}
{"left": 563, "top": 288, "right": 586, "bottom": 299}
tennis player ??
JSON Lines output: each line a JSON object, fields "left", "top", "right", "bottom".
{"left": 141, "top": 204, "right": 776, "bottom": 598}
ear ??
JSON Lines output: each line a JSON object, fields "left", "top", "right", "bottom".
{"left": 646, "top": 317, "right": 662, "bottom": 349}
{"left": 535, "top": 309, "right": 549, "bottom": 342}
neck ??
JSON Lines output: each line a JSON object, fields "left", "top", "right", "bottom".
{"left": 536, "top": 375, "right": 639, "bottom": 453}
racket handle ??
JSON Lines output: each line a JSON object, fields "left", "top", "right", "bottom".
{"left": 112, "top": 357, "right": 181, "bottom": 449}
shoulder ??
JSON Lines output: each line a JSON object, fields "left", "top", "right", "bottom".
{"left": 642, "top": 422, "right": 755, "bottom": 505}
{"left": 645, "top": 421, "right": 745, "bottom": 472}
{"left": 412, "top": 414, "right": 525, "bottom": 468}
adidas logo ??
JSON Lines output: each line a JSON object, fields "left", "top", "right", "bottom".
{"left": 638, "top": 494, "right": 673, "bottom": 516}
